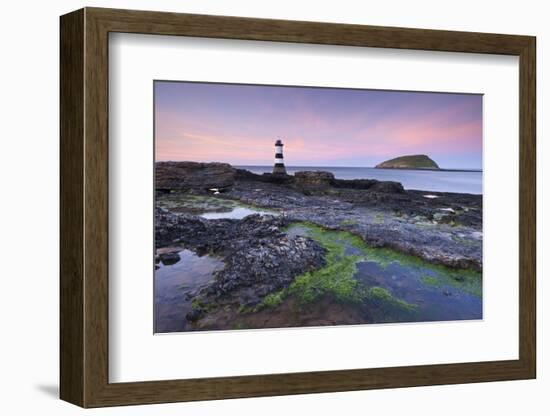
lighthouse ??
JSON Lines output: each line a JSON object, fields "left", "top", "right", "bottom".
{"left": 272, "top": 139, "right": 287, "bottom": 175}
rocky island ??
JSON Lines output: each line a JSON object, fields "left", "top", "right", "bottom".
{"left": 375, "top": 154, "right": 440, "bottom": 170}
{"left": 154, "top": 161, "right": 483, "bottom": 332}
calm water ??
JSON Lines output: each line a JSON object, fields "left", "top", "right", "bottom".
{"left": 155, "top": 250, "right": 224, "bottom": 333}
{"left": 238, "top": 166, "right": 482, "bottom": 194}
{"left": 289, "top": 224, "right": 482, "bottom": 324}
{"left": 155, "top": 215, "right": 481, "bottom": 333}
{"left": 155, "top": 206, "right": 279, "bottom": 333}
{"left": 200, "top": 206, "right": 277, "bottom": 220}
{"left": 355, "top": 261, "right": 482, "bottom": 323}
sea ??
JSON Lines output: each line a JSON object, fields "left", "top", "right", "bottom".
{"left": 237, "top": 166, "right": 482, "bottom": 195}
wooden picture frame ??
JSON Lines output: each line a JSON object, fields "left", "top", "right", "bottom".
{"left": 60, "top": 7, "right": 536, "bottom": 408}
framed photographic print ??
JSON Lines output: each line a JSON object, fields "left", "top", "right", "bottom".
{"left": 60, "top": 7, "right": 536, "bottom": 407}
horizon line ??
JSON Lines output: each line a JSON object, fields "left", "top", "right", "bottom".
{"left": 155, "top": 161, "right": 483, "bottom": 171}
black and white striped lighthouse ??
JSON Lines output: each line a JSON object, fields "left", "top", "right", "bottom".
{"left": 272, "top": 139, "right": 287, "bottom": 175}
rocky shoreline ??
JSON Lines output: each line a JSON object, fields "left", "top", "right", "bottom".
{"left": 156, "top": 209, "right": 326, "bottom": 318}
{"left": 154, "top": 161, "right": 483, "bottom": 330}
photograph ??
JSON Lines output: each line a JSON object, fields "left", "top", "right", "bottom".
{"left": 153, "top": 81, "right": 483, "bottom": 333}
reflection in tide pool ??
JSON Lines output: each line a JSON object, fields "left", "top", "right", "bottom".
{"left": 154, "top": 249, "right": 224, "bottom": 333}
{"left": 200, "top": 206, "right": 277, "bottom": 220}
{"left": 355, "top": 261, "right": 482, "bottom": 323}
{"left": 287, "top": 223, "right": 482, "bottom": 324}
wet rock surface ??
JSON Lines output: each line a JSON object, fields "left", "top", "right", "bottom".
{"left": 157, "top": 251, "right": 181, "bottom": 266}
{"left": 155, "top": 209, "right": 326, "bottom": 319}
{"left": 223, "top": 175, "right": 482, "bottom": 270}
{"left": 293, "top": 170, "right": 335, "bottom": 191}
{"left": 156, "top": 161, "right": 236, "bottom": 191}
{"left": 155, "top": 167, "right": 483, "bottom": 329}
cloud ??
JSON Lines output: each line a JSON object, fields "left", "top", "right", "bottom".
{"left": 154, "top": 83, "right": 482, "bottom": 167}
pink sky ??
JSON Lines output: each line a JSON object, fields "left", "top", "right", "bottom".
{"left": 155, "top": 81, "right": 482, "bottom": 169}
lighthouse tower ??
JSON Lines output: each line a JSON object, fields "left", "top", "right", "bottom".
{"left": 272, "top": 139, "right": 287, "bottom": 175}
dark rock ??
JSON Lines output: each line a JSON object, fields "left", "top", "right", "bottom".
{"left": 235, "top": 168, "right": 263, "bottom": 181}
{"left": 294, "top": 171, "right": 404, "bottom": 195}
{"left": 156, "top": 165, "right": 482, "bottom": 279}
{"left": 155, "top": 208, "right": 326, "bottom": 314}
{"left": 294, "top": 171, "right": 335, "bottom": 190}
{"left": 158, "top": 251, "right": 181, "bottom": 265}
{"left": 186, "top": 309, "right": 201, "bottom": 322}
{"left": 155, "top": 165, "right": 482, "bottom": 329}
{"left": 369, "top": 181, "right": 405, "bottom": 194}
{"left": 332, "top": 178, "right": 378, "bottom": 189}
{"left": 156, "top": 209, "right": 290, "bottom": 251}
{"left": 235, "top": 169, "right": 294, "bottom": 185}
{"left": 206, "top": 234, "right": 326, "bottom": 302}
{"left": 223, "top": 177, "right": 482, "bottom": 271}
{"left": 261, "top": 173, "right": 293, "bottom": 184}
{"left": 156, "top": 161, "right": 236, "bottom": 191}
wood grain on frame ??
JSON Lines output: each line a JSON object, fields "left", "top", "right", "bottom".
{"left": 60, "top": 8, "right": 85, "bottom": 406}
{"left": 60, "top": 7, "right": 536, "bottom": 408}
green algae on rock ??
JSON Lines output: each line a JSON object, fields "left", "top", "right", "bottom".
{"left": 261, "top": 223, "right": 415, "bottom": 310}
{"left": 280, "top": 222, "right": 481, "bottom": 309}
